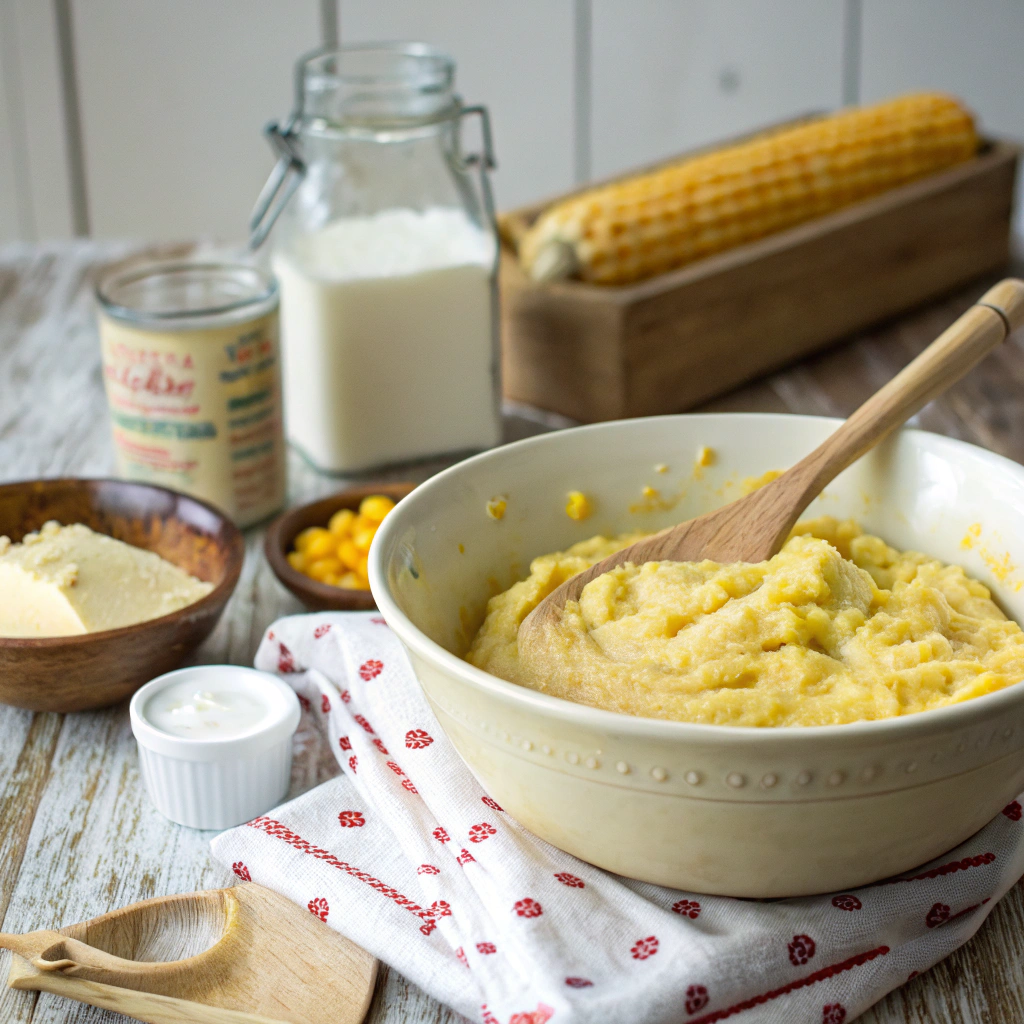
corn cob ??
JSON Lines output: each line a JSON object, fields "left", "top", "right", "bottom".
{"left": 518, "top": 93, "right": 979, "bottom": 286}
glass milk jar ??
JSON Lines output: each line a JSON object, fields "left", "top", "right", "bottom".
{"left": 251, "top": 44, "right": 501, "bottom": 473}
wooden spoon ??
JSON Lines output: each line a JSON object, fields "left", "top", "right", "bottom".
{"left": 520, "top": 278, "right": 1024, "bottom": 643}
{"left": 0, "top": 883, "right": 376, "bottom": 1024}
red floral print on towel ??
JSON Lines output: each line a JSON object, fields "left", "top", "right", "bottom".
{"left": 514, "top": 898, "right": 543, "bottom": 919}
{"left": 277, "top": 642, "right": 297, "bottom": 673}
{"left": 554, "top": 872, "right": 585, "bottom": 889}
{"left": 359, "top": 659, "right": 384, "bottom": 680}
{"left": 631, "top": 936, "right": 659, "bottom": 960}
{"left": 831, "top": 894, "right": 862, "bottom": 911}
{"left": 469, "top": 823, "right": 496, "bottom": 843}
{"left": 338, "top": 810, "right": 365, "bottom": 828}
{"left": 685, "top": 985, "right": 709, "bottom": 1014}
{"left": 508, "top": 1004, "right": 554, "bottom": 1024}
{"left": 406, "top": 729, "right": 434, "bottom": 749}
{"left": 788, "top": 934, "right": 816, "bottom": 966}
{"left": 308, "top": 897, "right": 329, "bottom": 921}
{"left": 672, "top": 899, "right": 701, "bottom": 919}
{"left": 247, "top": 817, "right": 441, "bottom": 936}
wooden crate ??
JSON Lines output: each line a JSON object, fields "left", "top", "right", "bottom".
{"left": 499, "top": 135, "right": 1019, "bottom": 423}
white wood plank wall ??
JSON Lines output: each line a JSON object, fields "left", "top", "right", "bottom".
{"left": 0, "top": 0, "right": 1020, "bottom": 243}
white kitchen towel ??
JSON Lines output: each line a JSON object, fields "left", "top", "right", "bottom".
{"left": 211, "top": 613, "right": 1024, "bottom": 1024}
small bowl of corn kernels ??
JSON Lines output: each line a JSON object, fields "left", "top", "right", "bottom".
{"left": 264, "top": 483, "right": 416, "bottom": 611}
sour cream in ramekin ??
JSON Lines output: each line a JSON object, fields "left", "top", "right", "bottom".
{"left": 130, "top": 665, "right": 300, "bottom": 830}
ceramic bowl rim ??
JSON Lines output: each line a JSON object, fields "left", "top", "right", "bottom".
{"left": 0, "top": 476, "right": 244, "bottom": 649}
{"left": 369, "top": 411, "right": 1024, "bottom": 747}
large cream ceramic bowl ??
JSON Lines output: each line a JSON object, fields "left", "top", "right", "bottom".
{"left": 369, "top": 414, "right": 1024, "bottom": 897}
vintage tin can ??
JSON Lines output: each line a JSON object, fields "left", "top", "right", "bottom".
{"left": 96, "top": 261, "right": 286, "bottom": 527}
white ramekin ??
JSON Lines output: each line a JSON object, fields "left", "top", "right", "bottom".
{"left": 129, "top": 665, "right": 300, "bottom": 830}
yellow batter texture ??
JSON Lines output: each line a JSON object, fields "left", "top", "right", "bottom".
{"left": 465, "top": 517, "right": 1024, "bottom": 726}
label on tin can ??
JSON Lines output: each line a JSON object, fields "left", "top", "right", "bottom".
{"left": 99, "top": 310, "right": 286, "bottom": 528}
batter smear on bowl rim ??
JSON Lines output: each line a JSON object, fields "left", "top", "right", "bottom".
{"left": 466, "top": 517, "right": 1024, "bottom": 727}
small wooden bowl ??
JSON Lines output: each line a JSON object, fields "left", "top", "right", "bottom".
{"left": 0, "top": 478, "right": 244, "bottom": 713}
{"left": 264, "top": 483, "right": 416, "bottom": 612}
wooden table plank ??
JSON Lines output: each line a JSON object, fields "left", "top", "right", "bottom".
{"left": 2, "top": 240, "right": 1024, "bottom": 1024}
{"left": 0, "top": 709, "right": 62, "bottom": 925}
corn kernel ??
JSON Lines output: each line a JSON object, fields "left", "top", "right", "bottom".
{"left": 352, "top": 525, "right": 377, "bottom": 553}
{"left": 308, "top": 556, "right": 343, "bottom": 582}
{"left": 324, "top": 571, "right": 341, "bottom": 587}
{"left": 338, "top": 571, "right": 362, "bottom": 589}
{"left": 565, "top": 491, "right": 592, "bottom": 521}
{"left": 287, "top": 550, "right": 307, "bottom": 572}
{"left": 338, "top": 539, "right": 362, "bottom": 571}
{"left": 328, "top": 508, "right": 356, "bottom": 536}
{"left": 696, "top": 445, "right": 716, "bottom": 468}
{"left": 356, "top": 554, "right": 369, "bottom": 578}
{"left": 304, "top": 529, "right": 337, "bottom": 561}
{"left": 359, "top": 494, "right": 396, "bottom": 522}
{"left": 642, "top": 485, "right": 659, "bottom": 499}
{"left": 295, "top": 526, "right": 327, "bottom": 553}
{"left": 486, "top": 496, "right": 507, "bottom": 520}
{"left": 654, "top": 463, "right": 669, "bottom": 474}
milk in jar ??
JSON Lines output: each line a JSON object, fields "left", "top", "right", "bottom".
{"left": 273, "top": 207, "right": 499, "bottom": 472}
{"left": 251, "top": 44, "right": 501, "bottom": 473}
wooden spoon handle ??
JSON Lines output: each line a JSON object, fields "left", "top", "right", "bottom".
{"left": 790, "top": 278, "right": 1024, "bottom": 501}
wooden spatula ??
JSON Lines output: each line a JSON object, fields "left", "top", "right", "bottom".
{"left": 0, "top": 883, "right": 377, "bottom": 1024}
{"left": 520, "top": 278, "right": 1024, "bottom": 644}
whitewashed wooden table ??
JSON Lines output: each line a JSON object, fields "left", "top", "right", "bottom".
{"left": 2, "top": 240, "right": 1024, "bottom": 1024}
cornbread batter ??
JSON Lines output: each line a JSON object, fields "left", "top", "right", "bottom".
{"left": 466, "top": 517, "right": 1024, "bottom": 726}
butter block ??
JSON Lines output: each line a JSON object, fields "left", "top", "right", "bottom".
{"left": 0, "top": 521, "right": 214, "bottom": 638}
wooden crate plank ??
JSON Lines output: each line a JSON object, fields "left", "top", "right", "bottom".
{"left": 501, "top": 140, "right": 1016, "bottom": 423}
{"left": 590, "top": 0, "right": 846, "bottom": 179}
{"left": 340, "top": 0, "right": 577, "bottom": 209}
